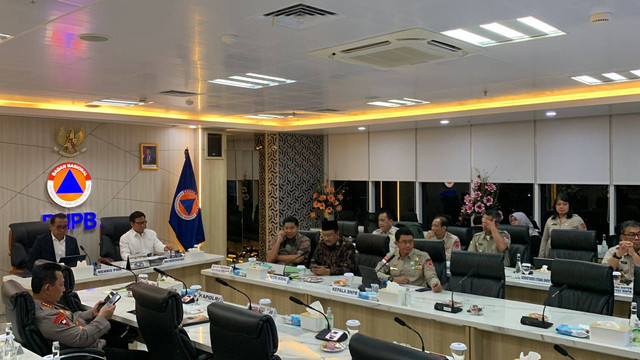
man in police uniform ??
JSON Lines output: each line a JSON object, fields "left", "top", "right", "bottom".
{"left": 603, "top": 220, "right": 640, "bottom": 282}
{"left": 373, "top": 209, "right": 400, "bottom": 254}
{"left": 468, "top": 210, "right": 511, "bottom": 266}
{"left": 376, "top": 227, "right": 442, "bottom": 292}
{"left": 425, "top": 215, "right": 461, "bottom": 261}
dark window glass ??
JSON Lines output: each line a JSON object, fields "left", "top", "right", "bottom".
{"left": 540, "top": 184, "right": 609, "bottom": 239}
{"left": 421, "top": 182, "right": 470, "bottom": 226}
{"left": 334, "top": 181, "right": 368, "bottom": 224}
{"left": 373, "top": 181, "right": 416, "bottom": 222}
{"left": 498, "top": 183, "right": 535, "bottom": 224}
{"left": 616, "top": 186, "right": 640, "bottom": 226}
{"left": 227, "top": 180, "right": 259, "bottom": 255}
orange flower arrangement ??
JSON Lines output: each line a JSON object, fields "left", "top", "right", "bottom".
{"left": 310, "top": 179, "right": 346, "bottom": 221}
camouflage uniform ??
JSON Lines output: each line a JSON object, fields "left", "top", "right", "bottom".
{"left": 311, "top": 236, "right": 355, "bottom": 275}
{"left": 34, "top": 300, "right": 110, "bottom": 349}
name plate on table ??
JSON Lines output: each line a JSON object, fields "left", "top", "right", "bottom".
{"left": 128, "top": 255, "right": 150, "bottom": 270}
{"left": 162, "top": 257, "right": 186, "bottom": 265}
{"left": 95, "top": 266, "right": 123, "bottom": 276}
{"left": 615, "top": 285, "right": 633, "bottom": 295}
{"left": 520, "top": 273, "right": 551, "bottom": 285}
{"left": 331, "top": 286, "right": 360, "bottom": 298}
{"left": 266, "top": 274, "right": 291, "bottom": 285}
{"left": 211, "top": 265, "right": 232, "bottom": 274}
{"left": 199, "top": 291, "right": 224, "bottom": 303}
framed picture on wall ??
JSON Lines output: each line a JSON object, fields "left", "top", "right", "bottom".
{"left": 140, "top": 143, "right": 158, "bottom": 170}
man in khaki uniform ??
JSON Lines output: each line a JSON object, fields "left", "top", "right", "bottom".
{"left": 425, "top": 215, "right": 461, "bottom": 261}
{"left": 603, "top": 220, "right": 640, "bottom": 282}
{"left": 373, "top": 209, "right": 400, "bottom": 254}
{"left": 468, "top": 210, "right": 511, "bottom": 266}
{"left": 376, "top": 227, "right": 443, "bottom": 292}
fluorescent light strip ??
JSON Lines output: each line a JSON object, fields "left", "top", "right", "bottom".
{"left": 245, "top": 73, "right": 296, "bottom": 84}
{"left": 89, "top": 100, "right": 137, "bottom": 107}
{"left": 229, "top": 76, "right": 279, "bottom": 86}
{"left": 209, "top": 79, "right": 262, "bottom": 89}
{"left": 630, "top": 70, "right": 640, "bottom": 77}
{"left": 571, "top": 76, "right": 602, "bottom": 85}
{"left": 441, "top": 29, "right": 495, "bottom": 47}
{"left": 0, "top": 33, "right": 11, "bottom": 40}
{"left": 602, "top": 72, "right": 628, "bottom": 81}
{"left": 402, "top": 98, "right": 430, "bottom": 104}
{"left": 245, "top": 114, "right": 284, "bottom": 119}
{"left": 367, "top": 101, "right": 401, "bottom": 107}
{"left": 388, "top": 99, "right": 415, "bottom": 105}
{"left": 517, "top": 16, "right": 563, "bottom": 35}
{"left": 480, "top": 22, "right": 528, "bottom": 40}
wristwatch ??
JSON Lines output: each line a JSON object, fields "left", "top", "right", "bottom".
{"left": 389, "top": 276, "right": 394, "bottom": 282}
{"left": 612, "top": 253, "right": 622, "bottom": 260}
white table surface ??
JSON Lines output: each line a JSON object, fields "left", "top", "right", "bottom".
{"left": 202, "top": 267, "right": 640, "bottom": 359}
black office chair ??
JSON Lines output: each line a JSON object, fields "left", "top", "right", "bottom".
{"left": 99, "top": 216, "right": 131, "bottom": 261}
{"left": 32, "top": 259, "right": 84, "bottom": 313}
{"left": 498, "top": 225, "right": 530, "bottom": 266}
{"left": 400, "top": 212, "right": 419, "bottom": 223}
{"left": 8, "top": 221, "right": 51, "bottom": 272}
{"left": 634, "top": 266, "right": 640, "bottom": 307}
{"left": 354, "top": 233, "right": 389, "bottom": 275}
{"left": 549, "top": 230, "right": 598, "bottom": 263}
{"left": 546, "top": 259, "right": 614, "bottom": 316}
{"left": 413, "top": 240, "right": 447, "bottom": 284}
{"left": 299, "top": 230, "right": 319, "bottom": 267}
{"left": 395, "top": 222, "right": 424, "bottom": 239}
{"left": 207, "top": 302, "right": 280, "bottom": 360}
{"left": 448, "top": 251, "right": 505, "bottom": 298}
{"left": 447, "top": 226, "right": 473, "bottom": 251}
{"left": 1, "top": 280, "right": 105, "bottom": 359}
{"left": 338, "top": 221, "right": 359, "bottom": 238}
{"left": 364, "top": 213, "right": 378, "bottom": 233}
{"left": 349, "top": 333, "right": 443, "bottom": 360}
{"left": 131, "top": 283, "right": 205, "bottom": 360}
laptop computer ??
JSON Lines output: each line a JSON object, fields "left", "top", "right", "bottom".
{"left": 59, "top": 254, "right": 86, "bottom": 267}
{"left": 358, "top": 265, "right": 381, "bottom": 290}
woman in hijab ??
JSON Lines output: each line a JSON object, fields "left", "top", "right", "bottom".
{"left": 510, "top": 212, "right": 542, "bottom": 262}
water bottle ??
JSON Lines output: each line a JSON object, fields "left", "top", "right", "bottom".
{"left": 3, "top": 323, "right": 16, "bottom": 360}
{"left": 514, "top": 253, "right": 523, "bottom": 274}
{"left": 326, "top": 307, "right": 334, "bottom": 329}
{"left": 630, "top": 302, "right": 640, "bottom": 346}
{"left": 52, "top": 341, "right": 60, "bottom": 360}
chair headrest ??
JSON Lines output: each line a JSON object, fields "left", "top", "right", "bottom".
{"left": 550, "top": 230, "right": 597, "bottom": 251}
{"left": 349, "top": 333, "right": 442, "bottom": 360}
{"left": 9, "top": 221, "right": 50, "bottom": 246}
{"left": 132, "top": 283, "right": 183, "bottom": 321}
{"left": 497, "top": 225, "right": 530, "bottom": 245}
{"left": 551, "top": 259, "right": 613, "bottom": 293}
{"left": 100, "top": 216, "right": 130, "bottom": 238}
{"left": 299, "top": 230, "right": 319, "bottom": 242}
{"left": 2, "top": 280, "right": 28, "bottom": 309}
{"left": 207, "top": 302, "right": 275, "bottom": 339}
{"left": 355, "top": 234, "right": 389, "bottom": 256}
{"left": 450, "top": 251, "right": 504, "bottom": 280}
{"left": 413, "top": 240, "right": 446, "bottom": 262}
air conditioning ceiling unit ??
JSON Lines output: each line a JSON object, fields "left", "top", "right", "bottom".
{"left": 308, "top": 28, "right": 479, "bottom": 70}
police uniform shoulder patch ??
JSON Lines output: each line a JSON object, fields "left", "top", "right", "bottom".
{"left": 53, "top": 314, "right": 71, "bottom": 327}
{"left": 580, "top": 222, "right": 587, "bottom": 230}
{"left": 426, "top": 259, "right": 434, "bottom": 268}
{"left": 453, "top": 241, "right": 460, "bottom": 249}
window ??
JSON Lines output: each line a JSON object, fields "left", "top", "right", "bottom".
{"left": 421, "top": 182, "right": 470, "bottom": 226}
{"left": 616, "top": 186, "right": 640, "bottom": 226}
{"left": 540, "top": 184, "right": 609, "bottom": 238}
{"left": 373, "top": 181, "right": 416, "bottom": 222}
{"left": 226, "top": 180, "right": 259, "bottom": 255}
{"left": 497, "top": 183, "right": 535, "bottom": 224}
{"left": 333, "top": 181, "right": 368, "bottom": 224}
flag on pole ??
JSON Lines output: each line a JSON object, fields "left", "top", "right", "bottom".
{"left": 169, "top": 148, "right": 205, "bottom": 249}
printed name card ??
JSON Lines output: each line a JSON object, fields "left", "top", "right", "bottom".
{"left": 95, "top": 266, "right": 123, "bottom": 276}
{"left": 615, "top": 285, "right": 633, "bottom": 295}
{"left": 331, "top": 286, "right": 360, "bottom": 298}
{"left": 211, "top": 264, "right": 233, "bottom": 274}
{"left": 162, "top": 257, "right": 186, "bottom": 265}
{"left": 266, "top": 274, "right": 291, "bottom": 285}
{"left": 199, "top": 291, "right": 224, "bottom": 303}
{"left": 520, "top": 274, "right": 551, "bottom": 285}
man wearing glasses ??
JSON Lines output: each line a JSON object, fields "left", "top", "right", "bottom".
{"left": 603, "top": 220, "right": 640, "bottom": 282}
{"left": 28, "top": 213, "right": 80, "bottom": 269}
{"left": 120, "top": 211, "right": 172, "bottom": 260}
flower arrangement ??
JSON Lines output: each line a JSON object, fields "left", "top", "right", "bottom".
{"left": 310, "top": 180, "right": 346, "bottom": 221}
{"left": 459, "top": 169, "right": 500, "bottom": 222}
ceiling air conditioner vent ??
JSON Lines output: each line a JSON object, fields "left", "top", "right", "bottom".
{"left": 257, "top": 3, "right": 341, "bottom": 29}
{"left": 309, "top": 28, "right": 479, "bottom": 70}
{"left": 158, "top": 90, "right": 199, "bottom": 97}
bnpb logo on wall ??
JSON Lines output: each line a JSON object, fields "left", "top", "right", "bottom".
{"left": 47, "top": 162, "right": 92, "bottom": 208}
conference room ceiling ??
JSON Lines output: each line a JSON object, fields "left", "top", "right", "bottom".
{"left": 1, "top": 0, "right": 640, "bottom": 131}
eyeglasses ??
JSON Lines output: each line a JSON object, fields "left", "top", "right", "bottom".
{"left": 134, "top": 221, "right": 147, "bottom": 225}
{"left": 54, "top": 225, "right": 67, "bottom": 230}
{"left": 622, "top": 233, "right": 640, "bottom": 238}
{"left": 398, "top": 240, "right": 414, "bottom": 245}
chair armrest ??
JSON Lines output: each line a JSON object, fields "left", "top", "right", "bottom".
{"left": 11, "top": 242, "right": 29, "bottom": 269}
{"left": 60, "top": 348, "right": 106, "bottom": 360}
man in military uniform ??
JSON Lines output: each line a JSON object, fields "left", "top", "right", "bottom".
{"left": 266, "top": 216, "right": 311, "bottom": 264}
{"left": 311, "top": 219, "right": 355, "bottom": 275}
{"left": 425, "top": 215, "right": 461, "bottom": 261}
{"left": 603, "top": 220, "right": 640, "bottom": 282}
{"left": 468, "top": 210, "right": 511, "bottom": 266}
{"left": 376, "top": 227, "right": 442, "bottom": 292}
{"left": 373, "top": 209, "right": 400, "bottom": 254}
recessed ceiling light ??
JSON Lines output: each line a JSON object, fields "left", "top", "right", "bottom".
{"left": 244, "top": 114, "right": 285, "bottom": 119}
{"left": 368, "top": 97, "right": 430, "bottom": 108}
{"left": 357, "top": 126, "right": 366, "bottom": 131}
{"left": 0, "top": 33, "right": 11, "bottom": 41}
{"left": 480, "top": 23, "right": 528, "bottom": 40}
{"left": 571, "top": 75, "right": 602, "bottom": 85}
{"left": 77, "top": 33, "right": 110, "bottom": 42}
{"left": 630, "top": 70, "right": 640, "bottom": 77}
{"left": 602, "top": 72, "right": 627, "bottom": 81}
{"left": 209, "top": 79, "right": 262, "bottom": 89}
{"left": 229, "top": 76, "right": 279, "bottom": 86}
{"left": 189, "top": 125, "right": 197, "bottom": 129}
{"left": 441, "top": 29, "right": 495, "bottom": 47}
{"left": 87, "top": 98, "right": 151, "bottom": 107}
{"left": 517, "top": 16, "right": 563, "bottom": 35}
{"left": 440, "top": 119, "right": 450, "bottom": 125}
{"left": 245, "top": 73, "right": 296, "bottom": 84}
{"left": 546, "top": 110, "right": 557, "bottom": 117}
{"left": 367, "top": 101, "right": 401, "bottom": 107}
{"left": 209, "top": 73, "right": 295, "bottom": 89}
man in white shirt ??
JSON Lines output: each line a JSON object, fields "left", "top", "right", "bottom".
{"left": 119, "top": 211, "right": 172, "bottom": 260}
{"left": 372, "top": 209, "right": 399, "bottom": 254}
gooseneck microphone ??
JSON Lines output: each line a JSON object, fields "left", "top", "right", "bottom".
{"left": 553, "top": 344, "right": 576, "bottom": 360}
{"left": 375, "top": 254, "right": 396, "bottom": 272}
{"left": 79, "top": 246, "right": 92, "bottom": 265}
{"left": 153, "top": 267, "right": 187, "bottom": 291}
{"left": 215, "top": 278, "right": 252, "bottom": 310}
{"left": 434, "top": 270, "right": 475, "bottom": 313}
{"left": 100, "top": 259, "right": 138, "bottom": 282}
{"left": 521, "top": 284, "right": 568, "bottom": 329}
{"left": 289, "top": 296, "right": 348, "bottom": 342}
{"left": 232, "top": 249, "right": 248, "bottom": 271}
{"left": 394, "top": 317, "right": 424, "bottom": 352}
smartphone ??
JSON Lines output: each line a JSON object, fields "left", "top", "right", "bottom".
{"left": 415, "top": 287, "right": 432, "bottom": 292}
{"left": 98, "top": 291, "right": 121, "bottom": 310}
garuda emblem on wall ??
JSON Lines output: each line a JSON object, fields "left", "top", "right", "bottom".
{"left": 54, "top": 127, "right": 86, "bottom": 157}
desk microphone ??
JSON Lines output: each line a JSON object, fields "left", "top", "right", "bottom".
{"left": 79, "top": 246, "right": 92, "bottom": 265}
{"left": 289, "top": 296, "right": 348, "bottom": 342}
{"left": 153, "top": 267, "right": 187, "bottom": 291}
{"left": 232, "top": 249, "right": 248, "bottom": 271}
{"left": 434, "top": 270, "right": 475, "bottom": 313}
{"left": 99, "top": 259, "right": 138, "bottom": 283}
{"left": 215, "top": 278, "right": 252, "bottom": 310}
{"left": 375, "top": 254, "right": 396, "bottom": 272}
{"left": 520, "top": 284, "right": 568, "bottom": 329}
{"left": 553, "top": 344, "right": 576, "bottom": 360}
{"left": 394, "top": 317, "right": 424, "bottom": 352}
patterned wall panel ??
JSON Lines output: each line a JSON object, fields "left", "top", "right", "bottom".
{"left": 265, "top": 133, "right": 280, "bottom": 252}
{"left": 254, "top": 134, "right": 267, "bottom": 261}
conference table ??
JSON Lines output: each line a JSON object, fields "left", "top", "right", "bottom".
{"left": 202, "top": 266, "right": 640, "bottom": 360}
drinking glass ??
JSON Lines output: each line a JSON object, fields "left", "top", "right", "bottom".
{"left": 521, "top": 263, "right": 531, "bottom": 275}
{"left": 613, "top": 271, "right": 621, "bottom": 286}
{"left": 190, "top": 285, "right": 202, "bottom": 304}
{"left": 346, "top": 320, "right": 360, "bottom": 337}
{"left": 450, "top": 342, "right": 467, "bottom": 360}
{"left": 344, "top": 272, "right": 354, "bottom": 287}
